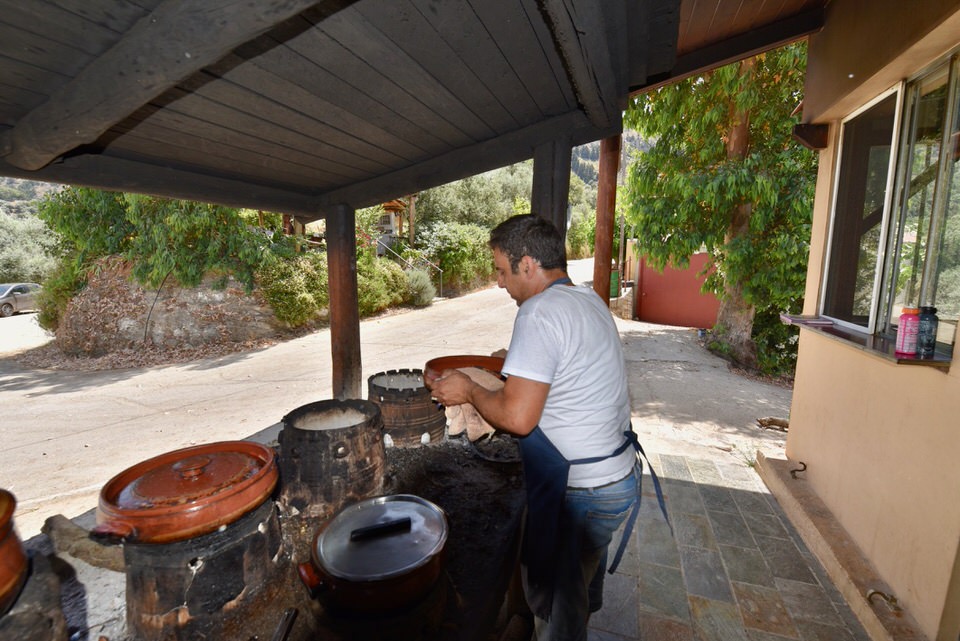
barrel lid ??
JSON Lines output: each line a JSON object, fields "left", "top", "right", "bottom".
{"left": 316, "top": 495, "right": 447, "bottom": 581}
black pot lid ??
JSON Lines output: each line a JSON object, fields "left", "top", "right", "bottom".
{"left": 316, "top": 494, "right": 447, "bottom": 581}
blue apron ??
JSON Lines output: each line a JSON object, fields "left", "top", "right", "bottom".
{"left": 517, "top": 425, "right": 669, "bottom": 619}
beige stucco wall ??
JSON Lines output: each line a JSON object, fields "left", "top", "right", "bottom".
{"left": 787, "top": 0, "right": 960, "bottom": 641}
{"left": 790, "top": 2, "right": 960, "bottom": 639}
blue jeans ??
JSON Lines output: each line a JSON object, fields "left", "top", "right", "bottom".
{"left": 528, "top": 465, "right": 638, "bottom": 641}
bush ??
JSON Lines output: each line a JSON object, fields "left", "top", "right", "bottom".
{"left": 418, "top": 221, "right": 495, "bottom": 293}
{"left": 256, "top": 252, "right": 329, "bottom": 327}
{"left": 566, "top": 211, "right": 596, "bottom": 259}
{"left": 405, "top": 269, "right": 436, "bottom": 306}
{"left": 357, "top": 255, "right": 406, "bottom": 317}
{"left": 36, "top": 253, "right": 88, "bottom": 331}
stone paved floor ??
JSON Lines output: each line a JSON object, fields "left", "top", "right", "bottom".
{"left": 588, "top": 452, "right": 874, "bottom": 641}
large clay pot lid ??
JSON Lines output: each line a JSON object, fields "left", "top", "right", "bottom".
{"left": 423, "top": 355, "right": 504, "bottom": 385}
{"left": 94, "top": 441, "right": 278, "bottom": 544}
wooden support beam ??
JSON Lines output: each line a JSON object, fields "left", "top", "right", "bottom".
{"left": 531, "top": 137, "right": 572, "bottom": 238}
{"left": 0, "top": 155, "right": 323, "bottom": 218}
{"left": 540, "top": 0, "right": 622, "bottom": 129}
{"left": 327, "top": 203, "right": 362, "bottom": 400}
{"left": 315, "top": 110, "right": 616, "bottom": 217}
{"left": 593, "top": 135, "right": 621, "bottom": 304}
{"left": 0, "top": 0, "right": 357, "bottom": 171}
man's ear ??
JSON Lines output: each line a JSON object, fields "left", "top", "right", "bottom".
{"left": 520, "top": 256, "right": 534, "bottom": 275}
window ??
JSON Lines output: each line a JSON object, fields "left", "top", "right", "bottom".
{"left": 822, "top": 53, "right": 960, "bottom": 354}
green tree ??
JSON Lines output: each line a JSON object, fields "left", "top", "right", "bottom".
{"left": 623, "top": 42, "right": 816, "bottom": 374}
{"left": 0, "top": 212, "right": 58, "bottom": 282}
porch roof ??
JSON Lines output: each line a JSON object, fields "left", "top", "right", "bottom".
{"left": 0, "top": 0, "right": 824, "bottom": 220}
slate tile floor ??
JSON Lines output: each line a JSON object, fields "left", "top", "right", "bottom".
{"left": 588, "top": 453, "right": 873, "bottom": 641}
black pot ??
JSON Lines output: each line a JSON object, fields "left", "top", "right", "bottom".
{"left": 298, "top": 494, "right": 447, "bottom": 615}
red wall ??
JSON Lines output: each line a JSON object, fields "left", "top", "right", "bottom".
{"left": 634, "top": 253, "right": 720, "bottom": 329}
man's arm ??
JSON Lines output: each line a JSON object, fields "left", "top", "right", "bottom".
{"left": 427, "top": 370, "right": 549, "bottom": 436}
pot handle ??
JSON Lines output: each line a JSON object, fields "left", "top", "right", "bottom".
{"left": 89, "top": 520, "right": 137, "bottom": 544}
{"left": 349, "top": 516, "right": 411, "bottom": 541}
{"left": 297, "top": 562, "right": 326, "bottom": 599}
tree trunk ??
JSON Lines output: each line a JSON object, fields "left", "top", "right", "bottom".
{"left": 713, "top": 59, "right": 758, "bottom": 370}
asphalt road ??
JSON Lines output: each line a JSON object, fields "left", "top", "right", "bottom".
{"left": 0, "top": 259, "right": 792, "bottom": 540}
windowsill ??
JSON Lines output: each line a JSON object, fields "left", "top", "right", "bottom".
{"left": 780, "top": 314, "right": 951, "bottom": 370}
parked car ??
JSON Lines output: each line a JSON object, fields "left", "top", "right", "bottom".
{"left": 0, "top": 283, "right": 41, "bottom": 317}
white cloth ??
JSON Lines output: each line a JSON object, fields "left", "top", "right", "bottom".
{"left": 502, "top": 284, "right": 634, "bottom": 487}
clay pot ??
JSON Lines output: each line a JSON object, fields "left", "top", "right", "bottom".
{"left": 298, "top": 494, "right": 448, "bottom": 614}
{"left": 0, "top": 489, "right": 27, "bottom": 616}
{"left": 423, "top": 355, "right": 504, "bottom": 385}
{"left": 92, "top": 441, "right": 278, "bottom": 544}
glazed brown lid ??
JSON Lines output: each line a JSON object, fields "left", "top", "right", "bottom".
{"left": 423, "top": 355, "right": 504, "bottom": 384}
{"left": 94, "top": 441, "right": 278, "bottom": 544}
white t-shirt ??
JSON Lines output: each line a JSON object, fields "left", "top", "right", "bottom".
{"left": 502, "top": 283, "right": 634, "bottom": 487}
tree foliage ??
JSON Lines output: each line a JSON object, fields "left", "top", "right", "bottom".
{"left": 623, "top": 42, "right": 816, "bottom": 375}
{"left": 0, "top": 211, "right": 59, "bottom": 282}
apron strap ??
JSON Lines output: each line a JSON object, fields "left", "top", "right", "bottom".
{"left": 575, "top": 429, "right": 672, "bottom": 575}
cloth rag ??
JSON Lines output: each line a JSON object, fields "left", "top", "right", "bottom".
{"left": 445, "top": 366, "right": 503, "bottom": 441}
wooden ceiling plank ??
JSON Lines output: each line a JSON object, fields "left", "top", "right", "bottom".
{"left": 315, "top": 110, "right": 617, "bottom": 216}
{"left": 0, "top": 2, "right": 128, "bottom": 58}
{"left": 106, "top": 121, "right": 349, "bottom": 187}
{"left": 148, "top": 83, "right": 396, "bottom": 175}
{"left": 409, "top": 0, "right": 545, "bottom": 125}
{"left": 472, "top": 0, "right": 573, "bottom": 117}
{"left": 233, "top": 33, "right": 451, "bottom": 157}
{"left": 538, "top": 0, "right": 621, "bottom": 129}
{"left": 325, "top": 9, "right": 497, "bottom": 142}
{"left": 105, "top": 137, "right": 340, "bottom": 192}
{"left": 286, "top": 22, "right": 476, "bottom": 148}
{"left": 112, "top": 108, "right": 361, "bottom": 183}
{"left": 40, "top": 0, "right": 156, "bottom": 34}
{"left": 213, "top": 54, "right": 427, "bottom": 162}
{"left": 355, "top": 1, "right": 520, "bottom": 135}
{"left": 0, "top": 24, "right": 94, "bottom": 76}
{"left": 0, "top": 0, "right": 358, "bottom": 171}
{"left": 674, "top": 7, "right": 822, "bottom": 79}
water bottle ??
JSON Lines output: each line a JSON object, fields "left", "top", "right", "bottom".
{"left": 917, "top": 306, "right": 939, "bottom": 359}
{"left": 895, "top": 307, "right": 920, "bottom": 356}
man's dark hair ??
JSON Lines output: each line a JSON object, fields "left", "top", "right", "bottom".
{"left": 489, "top": 214, "right": 567, "bottom": 273}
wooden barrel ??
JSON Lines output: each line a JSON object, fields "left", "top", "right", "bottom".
{"left": 368, "top": 369, "right": 446, "bottom": 447}
{"left": 278, "top": 399, "right": 385, "bottom": 520}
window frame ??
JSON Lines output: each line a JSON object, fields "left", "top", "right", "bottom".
{"left": 817, "top": 49, "right": 960, "bottom": 363}
{"left": 819, "top": 85, "right": 905, "bottom": 335}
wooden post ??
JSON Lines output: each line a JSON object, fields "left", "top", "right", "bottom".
{"left": 327, "top": 203, "right": 362, "bottom": 400}
{"left": 408, "top": 193, "right": 416, "bottom": 245}
{"left": 531, "top": 137, "right": 572, "bottom": 239}
{"left": 593, "top": 135, "right": 621, "bottom": 304}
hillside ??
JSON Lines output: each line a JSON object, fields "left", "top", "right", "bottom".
{"left": 0, "top": 177, "right": 61, "bottom": 218}
{"left": 571, "top": 130, "right": 649, "bottom": 185}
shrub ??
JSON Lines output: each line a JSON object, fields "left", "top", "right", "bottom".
{"left": 36, "top": 253, "right": 88, "bottom": 331}
{"left": 256, "top": 252, "right": 328, "bottom": 327}
{"left": 418, "top": 221, "right": 495, "bottom": 293}
{"left": 357, "top": 255, "right": 406, "bottom": 317}
{"left": 405, "top": 269, "right": 436, "bottom": 306}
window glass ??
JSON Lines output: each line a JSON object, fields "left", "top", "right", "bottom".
{"left": 822, "top": 94, "right": 897, "bottom": 327}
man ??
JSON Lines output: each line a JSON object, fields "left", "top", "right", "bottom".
{"left": 427, "top": 214, "right": 643, "bottom": 641}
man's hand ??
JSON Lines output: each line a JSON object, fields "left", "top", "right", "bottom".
{"left": 427, "top": 369, "right": 476, "bottom": 407}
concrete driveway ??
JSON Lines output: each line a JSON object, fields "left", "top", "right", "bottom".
{"left": 0, "top": 259, "right": 791, "bottom": 540}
